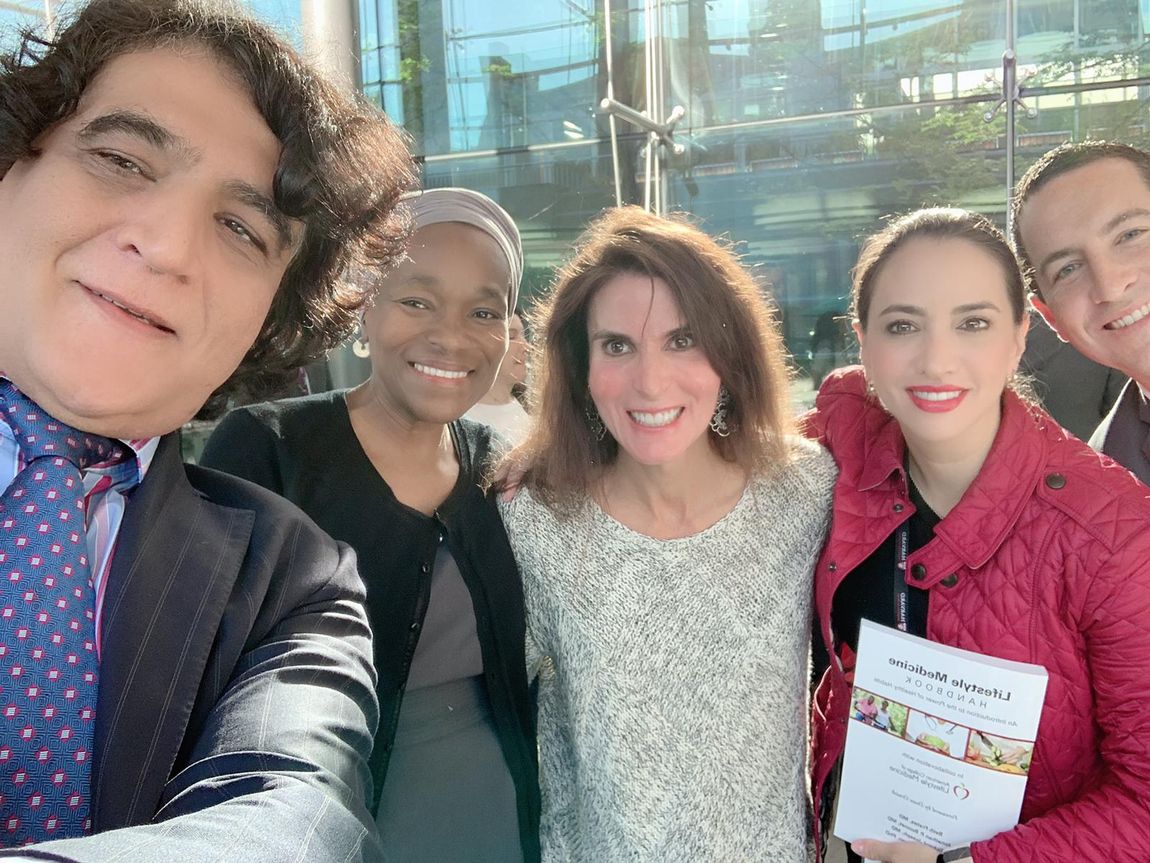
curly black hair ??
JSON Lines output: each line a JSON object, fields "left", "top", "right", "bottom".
{"left": 0, "top": 0, "right": 415, "bottom": 417}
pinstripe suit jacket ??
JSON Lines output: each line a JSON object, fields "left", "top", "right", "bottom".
{"left": 22, "top": 434, "right": 382, "bottom": 862}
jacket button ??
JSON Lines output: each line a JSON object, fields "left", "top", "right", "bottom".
{"left": 410, "top": 621, "right": 421, "bottom": 633}
{"left": 893, "top": 503, "right": 904, "bottom": 513}
{"left": 1045, "top": 473, "right": 1066, "bottom": 490}
{"left": 910, "top": 563, "right": 927, "bottom": 581}
{"left": 420, "top": 562, "right": 431, "bottom": 574}
{"left": 828, "top": 562, "right": 837, "bottom": 572}
{"left": 941, "top": 573, "right": 959, "bottom": 588}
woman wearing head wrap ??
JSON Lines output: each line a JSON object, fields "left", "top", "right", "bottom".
{"left": 200, "top": 188, "right": 540, "bottom": 862}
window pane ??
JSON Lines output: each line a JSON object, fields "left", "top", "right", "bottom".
{"left": 1015, "top": 83, "right": 1150, "bottom": 179}
{"left": 663, "top": 0, "right": 1008, "bottom": 130}
{"left": 668, "top": 106, "right": 1007, "bottom": 393}
{"left": 369, "top": 0, "right": 622, "bottom": 156}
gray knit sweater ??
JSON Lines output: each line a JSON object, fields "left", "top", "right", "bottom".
{"left": 499, "top": 439, "right": 836, "bottom": 862}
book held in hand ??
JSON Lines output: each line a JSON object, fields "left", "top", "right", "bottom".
{"left": 833, "top": 620, "right": 1049, "bottom": 851}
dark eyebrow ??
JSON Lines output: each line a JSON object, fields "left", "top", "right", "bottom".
{"left": 78, "top": 110, "right": 182, "bottom": 152}
{"left": 876, "top": 304, "right": 925, "bottom": 316}
{"left": 79, "top": 110, "right": 295, "bottom": 254}
{"left": 1037, "top": 208, "right": 1150, "bottom": 277}
{"left": 589, "top": 329, "right": 630, "bottom": 342}
{"left": 474, "top": 283, "right": 510, "bottom": 307}
{"left": 1102, "top": 207, "right": 1150, "bottom": 234}
{"left": 399, "top": 276, "right": 509, "bottom": 307}
{"left": 224, "top": 181, "right": 295, "bottom": 253}
{"left": 877, "top": 303, "right": 1001, "bottom": 316}
{"left": 1036, "top": 246, "right": 1075, "bottom": 278}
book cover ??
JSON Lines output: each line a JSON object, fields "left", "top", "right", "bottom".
{"left": 833, "top": 620, "right": 1049, "bottom": 851}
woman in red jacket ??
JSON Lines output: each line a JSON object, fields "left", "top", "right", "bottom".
{"left": 806, "top": 208, "right": 1150, "bottom": 863}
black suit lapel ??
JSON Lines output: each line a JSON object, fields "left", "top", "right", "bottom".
{"left": 91, "top": 434, "right": 254, "bottom": 830}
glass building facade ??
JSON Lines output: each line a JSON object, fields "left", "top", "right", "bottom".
{"left": 359, "top": 0, "right": 1150, "bottom": 379}
{"left": 3, "top": 1, "right": 1146, "bottom": 385}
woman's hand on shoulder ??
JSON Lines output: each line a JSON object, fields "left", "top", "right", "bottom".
{"left": 850, "top": 839, "right": 938, "bottom": 863}
{"left": 797, "top": 406, "right": 820, "bottom": 441}
{"left": 493, "top": 452, "right": 530, "bottom": 501}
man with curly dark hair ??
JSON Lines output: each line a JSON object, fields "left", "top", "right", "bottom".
{"left": 0, "top": 0, "right": 413, "bottom": 859}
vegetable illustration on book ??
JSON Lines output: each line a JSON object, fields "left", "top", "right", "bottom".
{"left": 964, "top": 731, "right": 1034, "bottom": 775}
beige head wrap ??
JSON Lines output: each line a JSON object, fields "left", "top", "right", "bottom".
{"left": 403, "top": 187, "right": 523, "bottom": 314}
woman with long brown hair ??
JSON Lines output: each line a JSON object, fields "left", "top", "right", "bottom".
{"left": 499, "top": 207, "right": 835, "bottom": 859}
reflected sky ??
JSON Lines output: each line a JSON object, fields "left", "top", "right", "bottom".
{"left": 0, "top": 0, "right": 301, "bottom": 52}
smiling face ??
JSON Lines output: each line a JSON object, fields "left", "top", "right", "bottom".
{"left": 858, "top": 237, "right": 1027, "bottom": 454}
{"left": 1020, "top": 157, "right": 1150, "bottom": 385}
{"left": 362, "top": 221, "right": 511, "bottom": 425}
{"left": 0, "top": 47, "right": 300, "bottom": 438}
{"left": 586, "top": 272, "right": 722, "bottom": 468}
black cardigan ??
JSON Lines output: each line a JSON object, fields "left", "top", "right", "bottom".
{"left": 200, "top": 390, "right": 541, "bottom": 862}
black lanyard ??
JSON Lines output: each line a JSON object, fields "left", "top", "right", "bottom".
{"left": 893, "top": 521, "right": 910, "bottom": 632}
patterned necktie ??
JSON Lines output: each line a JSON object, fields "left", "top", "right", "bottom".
{"left": 0, "top": 383, "right": 123, "bottom": 845}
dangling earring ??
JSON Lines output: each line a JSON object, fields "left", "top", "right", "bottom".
{"left": 710, "top": 385, "right": 732, "bottom": 437}
{"left": 585, "top": 397, "right": 607, "bottom": 442}
{"left": 352, "top": 334, "right": 370, "bottom": 358}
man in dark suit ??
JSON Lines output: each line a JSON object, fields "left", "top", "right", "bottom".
{"left": 1014, "top": 141, "right": 1150, "bottom": 484}
{"left": 0, "top": 0, "right": 413, "bottom": 858}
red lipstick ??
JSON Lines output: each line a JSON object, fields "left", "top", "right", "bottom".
{"left": 906, "top": 386, "right": 967, "bottom": 413}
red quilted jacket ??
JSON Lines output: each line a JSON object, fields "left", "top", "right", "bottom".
{"left": 804, "top": 367, "right": 1150, "bottom": 862}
